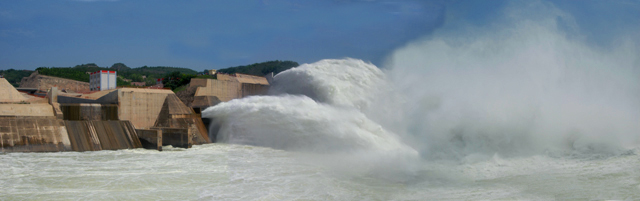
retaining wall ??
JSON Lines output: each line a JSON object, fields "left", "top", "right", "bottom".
{"left": 65, "top": 120, "right": 142, "bottom": 151}
{"left": 137, "top": 128, "right": 192, "bottom": 149}
{"left": 0, "top": 117, "right": 71, "bottom": 152}
{"left": 194, "top": 79, "right": 241, "bottom": 102}
{"left": 241, "top": 83, "right": 269, "bottom": 97}
{"left": 61, "top": 104, "right": 118, "bottom": 120}
{"left": 20, "top": 72, "right": 90, "bottom": 92}
{"left": 117, "top": 89, "right": 173, "bottom": 129}
{"left": 0, "top": 104, "right": 55, "bottom": 117}
{"left": 137, "top": 128, "right": 199, "bottom": 149}
{"left": 1, "top": 118, "right": 141, "bottom": 152}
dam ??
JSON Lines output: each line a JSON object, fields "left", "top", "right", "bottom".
{"left": 0, "top": 73, "right": 270, "bottom": 153}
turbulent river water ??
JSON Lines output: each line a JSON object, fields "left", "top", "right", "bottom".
{"left": 2, "top": 1, "right": 640, "bottom": 200}
{"left": 1, "top": 145, "right": 639, "bottom": 200}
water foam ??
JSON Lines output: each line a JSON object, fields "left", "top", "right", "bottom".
{"left": 202, "top": 59, "right": 419, "bottom": 178}
{"left": 203, "top": 1, "right": 639, "bottom": 164}
{"left": 386, "top": 1, "right": 640, "bottom": 160}
{"left": 269, "top": 58, "right": 389, "bottom": 111}
{"left": 203, "top": 95, "right": 410, "bottom": 155}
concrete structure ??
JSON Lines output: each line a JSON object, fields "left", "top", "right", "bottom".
{"left": 153, "top": 94, "right": 209, "bottom": 144}
{"left": 207, "top": 69, "right": 217, "bottom": 75}
{"left": 137, "top": 129, "right": 163, "bottom": 150}
{"left": 191, "top": 96, "right": 221, "bottom": 113}
{"left": 241, "top": 83, "right": 269, "bottom": 97}
{"left": 46, "top": 87, "right": 64, "bottom": 119}
{"left": 193, "top": 73, "right": 270, "bottom": 103}
{"left": 188, "top": 74, "right": 271, "bottom": 142}
{"left": 0, "top": 104, "right": 55, "bottom": 117}
{"left": 130, "top": 82, "right": 146, "bottom": 87}
{"left": 111, "top": 88, "right": 174, "bottom": 129}
{"left": 55, "top": 88, "right": 190, "bottom": 130}
{"left": 0, "top": 82, "right": 140, "bottom": 152}
{"left": 58, "top": 88, "right": 210, "bottom": 145}
{"left": 61, "top": 104, "right": 118, "bottom": 121}
{"left": 138, "top": 128, "right": 194, "bottom": 150}
{"left": 2, "top": 77, "right": 210, "bottom": 153}
{"left": 20, "top": 71, "right": 90, "bottom": 92}
{"left": 64, "top": 120, "right": 141, "bottom": 151}
{"left": 0, "top": 117, "right": 72, "bottom": 152}
{"left": 265, "top": 72, "right": 274, "bottom": 84}
{"left": 189, "top": 78, "right": 208, "bottom": 88}
{"left": 90, "top": 70, "right": 117, "bottom": 91}
{"left": 234, "top": 73, "right": 269, "bottom": 85}
{"left": 0, "top": 78, "right": 27, "bottom": 103}
{"left": 194, "top": 78, "right": 241, "bottom": 102}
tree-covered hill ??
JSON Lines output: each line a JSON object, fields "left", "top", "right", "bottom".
{"left": 34, "top": 63, "right": 199, "bottom": 86}
{"left": 4, "top": 60, "right": 297, "bottom": 88}
{"left": 0, "top": 69, "right": 34, "bottom": 87}
{"left": 216, "top": 60, "right": 299, "bottom": 76}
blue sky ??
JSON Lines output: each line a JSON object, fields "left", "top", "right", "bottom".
{"left": 0, "top": 0, "right": 638, "bottom": 71}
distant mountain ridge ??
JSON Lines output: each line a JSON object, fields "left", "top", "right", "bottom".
{"left": 1, "top": 60, "right": 299, "bottom": 87}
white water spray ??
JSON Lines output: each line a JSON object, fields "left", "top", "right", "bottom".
{"left": 203, "top": 1, "right": 639, "bottom": 164}
{"left": 386, "top": 1, "right": 640, "bottom": 160}
{"left": 202, "top": 59, "right": 420, "bottom": 176}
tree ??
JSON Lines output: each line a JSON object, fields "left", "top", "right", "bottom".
{"left": 117, "top": 77, "right": 131, "bottom": 87}
{"left": 0, "top": 69, "right": 34, "bottom": 87}
{"left": 130, "top": 74, "right": 144, "bottom": 82}
{"left": 162, "top": 71, "right": 196, "bottom": 91}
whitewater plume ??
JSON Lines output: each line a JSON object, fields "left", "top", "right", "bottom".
{"left": 386, "top": 1, "right": 640, "bottom": 160}
{"left": 203, "top": 1, "right": 638, "bottom": 164}
{"left": 203, "top": 95, "right": 411, "bottom": 154}
{"left": 202, "top": 59, "right": 417, "bottom": 160}
{"left": 269, "top": 58, "right": 388, "bottom": 111}
{"left": 202, "top": 59, "right": 419, "bottom": 178}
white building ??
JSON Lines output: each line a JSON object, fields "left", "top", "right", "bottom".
{"left": 90, "top": 70, "right": 117, "bottom": 91}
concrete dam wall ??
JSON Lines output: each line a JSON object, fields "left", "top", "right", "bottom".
{"left": 1, "top": 119, "right": 141, "bottom": 152}
{"left": 65, "top": 120, "right": 142, "bottom": 152}
{"left": 0, "top": 117, "right": 71, "bottom": 152}
{"left": 61, "top": 104, "right": 118, "bottom": 121}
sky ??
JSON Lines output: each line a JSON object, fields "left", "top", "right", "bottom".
{"left": 0, "top": 0, "right": 639, "bottom": 71}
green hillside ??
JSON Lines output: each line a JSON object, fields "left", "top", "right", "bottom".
{"left": 35, "top": 63, "right": 198, "bottom": 86}
{"left": 217, "top": 60, "right": 299, "bottom": 76}
{"left": 0, "top": 69, "right": 34, "bottom": 87}
{"left": 3, "top": 60, "right": 297, "bottom": 88}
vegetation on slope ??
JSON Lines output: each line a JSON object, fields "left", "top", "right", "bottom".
{"left": 5, "top": 60, "right": 297, "bottom": 89}
{"left": 164, "top": 60, "right": 298, "bottom": 91}
{"left": 216, "top": 60, "right": 299, "bottom": 76}
{"left": 162, "top": 71, "right": 196, "bottom": 91}
{"left": 0, "top": 69, "right": 34, "bottom": 87}
{"left": 34, "top": 63, "right": 198, "bottom": 86}
{"left": 36, "top": 67, "right": 93, "bottom": 82}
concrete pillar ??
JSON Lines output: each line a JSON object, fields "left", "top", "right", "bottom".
{"left": 187, "top": 127, "right": 192, "bottom": 148}
{"left": 157, "top": 129, "right": 162, "bottom": 151}
{"left": 47, "top": 87, "right": 58, "bottom": 104}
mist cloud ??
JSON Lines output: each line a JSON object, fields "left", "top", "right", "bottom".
{"left": 385, "top": 0, "right": 640, "bottom": 160}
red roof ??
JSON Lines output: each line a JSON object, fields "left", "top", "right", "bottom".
{"left": 92, "top": 70, "right": 116, "bottom": 74}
